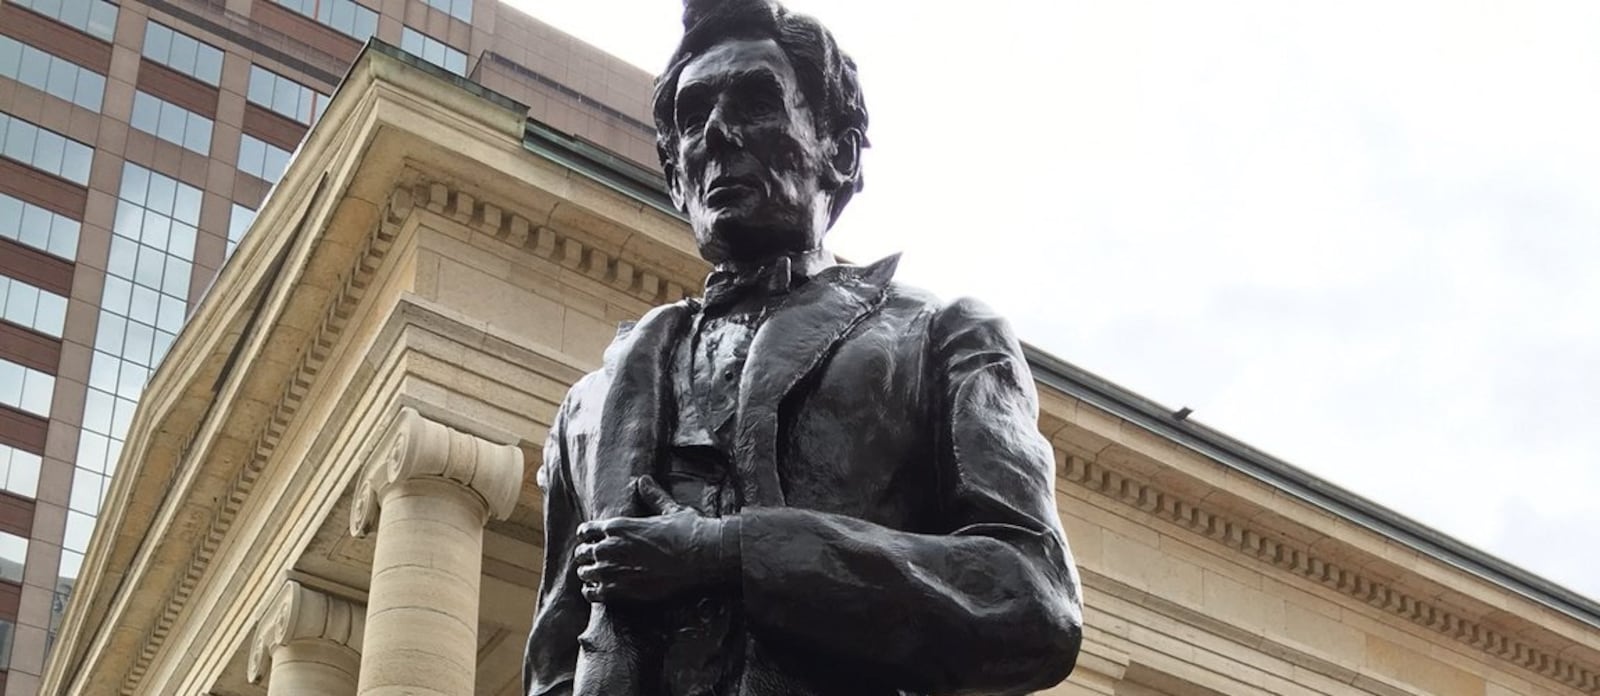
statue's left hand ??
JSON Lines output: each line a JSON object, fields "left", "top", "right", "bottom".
{"left": 573, "top": 476, "right": 737, "bottom": 604}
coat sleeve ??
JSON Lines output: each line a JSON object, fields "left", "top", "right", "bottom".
{"left": 524, "top": 389, "right": 589, "bottom": 696}
{"left": 737, "top": 297, "right": 1083, "bottom": 695}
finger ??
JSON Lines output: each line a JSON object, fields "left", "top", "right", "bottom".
{"left": 577, "top": 562, "right": 616, "bottom": 584}
{"left": 582, "top": 582, "right": 604, "bottom": 603}
{"left": 573, "top": 541, "right": 598, "bottom": 566}
{"left": 579, "top": 517, "right": 640, "bottom": 541}
{"left": 597, "top": 516, "right": 643, "bottom": 535}
{"left": 574, "top": 537, "right": 626, "bottom": 565}
{"left": 634, "top": 475, "right": 686, "bottom": 515}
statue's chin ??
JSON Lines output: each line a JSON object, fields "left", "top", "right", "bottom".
{"left": 700, "top": 225, "right": 806, "bottom": 267}
{"left": 695, "top": 206, "right": 812, "bottom": 265}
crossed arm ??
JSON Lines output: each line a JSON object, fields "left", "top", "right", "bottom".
{"left": 525, "top": 299, "right": 1083, "bottom": 696}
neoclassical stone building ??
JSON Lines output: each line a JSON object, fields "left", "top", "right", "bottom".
{"left": 36, "top": 45, "right": 1600, "bottom": 696}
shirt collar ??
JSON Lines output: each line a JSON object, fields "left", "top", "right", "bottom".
{"left": 702, "top": 249, "right": 835, "bottom": 311}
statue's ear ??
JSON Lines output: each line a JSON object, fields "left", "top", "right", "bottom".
{"left": 664, "top": 159, "right": 688, "bottom": 211}
{"left": 830, "top": 128, "right": 863, "bottom": 184}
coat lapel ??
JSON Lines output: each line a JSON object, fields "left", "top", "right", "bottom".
{"left": 733, "top": 254, "right": 901, "bottom": 508}
{"left": 590, "top": 301, "right": 694, "bottom": 518}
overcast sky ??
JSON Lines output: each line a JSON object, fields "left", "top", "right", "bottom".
{"left": 506, "top": 0, "right": 1600, "bottom": 602}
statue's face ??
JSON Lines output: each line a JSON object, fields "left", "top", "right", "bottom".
{"left": 669, "top": 38, "right": 836, "bottom": 264}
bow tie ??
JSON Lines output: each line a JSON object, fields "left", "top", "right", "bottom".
{"left": 702, "top": 256, "right": 805, "bottom": 311}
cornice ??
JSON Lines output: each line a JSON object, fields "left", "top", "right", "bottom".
{"left": 1062, "top": 454, "right": 1600, "bottom": 694}
{"left": 400, "top": 177, "right": 702, "bottom": 305}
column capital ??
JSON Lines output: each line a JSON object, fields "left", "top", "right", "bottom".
{"left": 350, "top": 407, "right": 524, "bottom": 537}
{"left": 248, "top": 580, "right": 365, "bottom": 684}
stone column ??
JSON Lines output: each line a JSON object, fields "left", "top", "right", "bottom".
{"left": 349, "top": 407, "right": 524, "bottom": 696}
{"left": 248, "top": 580, "right": 365, "bottom": 696}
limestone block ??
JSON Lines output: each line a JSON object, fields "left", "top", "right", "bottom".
{"left": 562, "top": 305, "right": 623, "bottom": 360}
{"left": 1365, "top": 635, "right": 1486, "bottom": 696}
{"left": 1277, "top": 601, "right": 1364, "bottom": 670}
{"left": 1202, "top": 569, "right": 1283, "bottom": 635}
{"left": 1059, "top": 513, "right": 1105, "bottom": 568}
{"left": 1101, "top": 530, "right": 1203, "bottom": 609}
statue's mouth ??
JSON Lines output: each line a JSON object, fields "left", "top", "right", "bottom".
{"left": 705, "top": 175, "right": 764, "bottom": 207}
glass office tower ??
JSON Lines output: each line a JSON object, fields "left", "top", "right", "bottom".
{"left": 0, "top": 0, "right": 659, "bottom": 689}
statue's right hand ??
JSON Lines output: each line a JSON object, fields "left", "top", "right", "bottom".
{"left": 573, "top": 477, "right": 733, "bottom": 604}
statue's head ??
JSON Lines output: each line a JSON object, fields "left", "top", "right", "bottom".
{"left": 654, "top": 0, "right": 868, "bottom": 265}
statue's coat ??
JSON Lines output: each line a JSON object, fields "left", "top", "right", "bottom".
{"left": 526, "top": 257, "right": 1083, "bottom": 696}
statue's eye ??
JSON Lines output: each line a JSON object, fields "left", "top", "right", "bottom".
{"left": 744, "top": 83, "right": 783, "bottom": 115}
{"left": 676, "top": 92, "right": 711, "bottom": 135}
{"left": 680, "top": 113, "right": 707, "bottom": 134}
{"left": 678, "top": 107, "right": 708, "bottom": 134}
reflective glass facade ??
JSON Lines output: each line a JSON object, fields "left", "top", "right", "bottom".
{"left": 272, "top": 0, "right": 377, "bottom": 41}
{"left": 402, "top": 27, "right": 467, "bottom": 76}
{"left": 0, "top": 113, "right": 94, "bottom": 185}
{"left": 141, "top": 22, "right": 224, "bottom": 86}
{"left": 0, "top": 192, "right": 80, "bottom": 260}
{"left": 130, "top": 91, "right": 214, "bottom": 154}
{"left": 237, "top": 133, "right": 291, "bottom": 183}
{"left": 8, "top": 0, "right": 118, "bottom": 42}
{"left": 424, "top": 0, "right": 471, "bottom": 22}
{"left": 247, "top": 65, "right": 330, "bottom": 125}
{"left": 0, "top": 359, "right": 54, "bottom": 418}
{"left": 226, "top": 202, "right": 257, "bottom": 257}
{"left": 0, "top": 276, "right": 69, "bottom": 338}
{"left": 51, "top": 163, "right": 200, "bottom": 637}
{"left": 0, "top": 444, "right": 42, "bottom": 500}
{"left": 0, "top": 36, "right": 107, "bottom": 112}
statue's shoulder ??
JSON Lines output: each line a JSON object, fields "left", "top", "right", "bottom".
{"left": 838, "top": 253, "right": 1004, "bottom": 324}
{"left": 881, "top": 278, "right": 940, "bottom": 309}
{"left": 874, "top": 278, "right": 995, "bottom": 323}
{"left": 562, "top": 299, "right": 696, "bottom": 412}
{"left": 604, "top": 299, "right": 697, "bottom": 353}
{"left": 927, "top": 294, "right": 1027, "bottom": 367}
{"left": 879, "top": 284, "right": 1021, "bottom": 356}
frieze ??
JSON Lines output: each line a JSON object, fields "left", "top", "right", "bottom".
{"left": 1062, "top": 454, "right": 1600, "bottom": 693}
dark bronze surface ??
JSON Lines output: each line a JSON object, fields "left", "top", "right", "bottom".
{"left": 525, "top": 2, "right": 1082, "bottom": 694}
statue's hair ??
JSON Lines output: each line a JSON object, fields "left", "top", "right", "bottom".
{"left": 653, "top": 0, "right": 869, "bottom": 225}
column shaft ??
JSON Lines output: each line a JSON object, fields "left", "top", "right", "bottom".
{"left": 348, "top": 407, "right": 523, "bottom": 696}
{"left": 267, "top": 641, "right": 361, "bottom": 696}
{"left": 358, "top": 479, "right": 489, "bottom": 696}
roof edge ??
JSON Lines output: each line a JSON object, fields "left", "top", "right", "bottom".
{"left": 1023, "top": 344, "right": 1600, "bottom": 629}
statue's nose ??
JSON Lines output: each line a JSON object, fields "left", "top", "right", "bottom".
{"left": 704, "top": 104, "right": 743, "bottom": 152}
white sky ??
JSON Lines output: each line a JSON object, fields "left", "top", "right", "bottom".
{"left": 505, "top": 0, "right": 1600, "bottom": 602}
